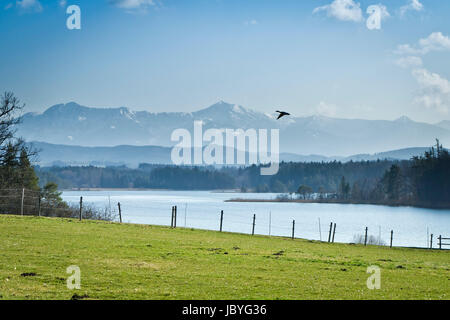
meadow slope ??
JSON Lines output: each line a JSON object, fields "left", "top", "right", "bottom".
{"left": 0, "top": 215, "right": 448, "bottom": 300}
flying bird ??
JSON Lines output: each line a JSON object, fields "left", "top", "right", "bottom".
{"left": 276, "top": 110, "right": 291, "bottom": 120}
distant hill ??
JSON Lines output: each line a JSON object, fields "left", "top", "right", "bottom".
{"left": 17, "top": 101, "right": 450, "bottom": 156}
{"left": 436, "top": 120, "right": 450, "bottom": 131}
{"left": 29, "top": 142, "right": 438, "bottom": 168}
{"left": 29, "top": 142, "right": 172, "bottom": 168}
{"left": 341, "top": 147, "right": 440, "bottom": 162}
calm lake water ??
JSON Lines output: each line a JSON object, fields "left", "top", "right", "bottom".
{"left": 62, "top": 190, "right": 450, "bottom": 249}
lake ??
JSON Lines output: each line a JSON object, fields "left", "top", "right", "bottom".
{"left": 62, "top": 190, "right": 450, "bottom": 249}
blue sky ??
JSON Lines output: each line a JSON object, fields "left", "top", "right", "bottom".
{"left": 0, "top": 0, "right": 449, "bottom": 123}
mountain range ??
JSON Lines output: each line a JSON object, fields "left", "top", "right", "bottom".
{"left": 17, "top": 101, "right": 450, "bottom": 157}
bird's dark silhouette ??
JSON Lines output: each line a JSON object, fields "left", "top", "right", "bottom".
{"left": 276, "top": 110, "right": 290, "bottom": 120}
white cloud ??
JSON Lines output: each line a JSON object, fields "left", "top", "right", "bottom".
{"left": 316, "top": 101, "right": 338, "bottom": 117}
{"left": 394, "top": 44, "right": 419, "bottom": 55}
{"left": 400, "top": 0, "right": 424, "bottom": 17}
{"left": 394, "top": 32, "right": 450, "bottom": 114}
{"left": 395, "top": 56, "right": 423, "bottom": 68}
{"left": 412, "top": 69, "right": 450, "bottom": 94}
{"left": 419, "top": 32, "right": 450, "bottom": 53}
{"left": 410, "top": 0, "right": 423, "bottom": 11}
{"left": 313, "top": 0, "right": 363, "bottom": 22}
{"left": 109, "top": 0, "right": 155, "bottom": 11}
{"left": 412, "top": 68, "right": 450, "bottom": 114}
{"left": 395, "top": 32, "right": 450, "bottom": 55}
{"left": 16, "top": 0, "right": 42, "bottom": 12}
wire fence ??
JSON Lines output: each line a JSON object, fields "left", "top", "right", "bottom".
{"left": 0, "top": 189, "right": 117, "bottom": 221}
{"left": 1, "top": 189, "right": 449, "bottom": 250}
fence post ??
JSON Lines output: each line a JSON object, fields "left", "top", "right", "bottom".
{"left": 439, "top": 235, "right": 442, "bottom": 250}
{"left": 328, "top": 222, "right": 333, "bottom": 243}
{"left": 38, "top": 196, "right": 41, "bottom": 217}
{"left": 252, "top": 214, "right": 256, "bottom": 236}
{"left": 318, "top": 218, "right": 322, "bottom": 241}
{"left": 118, "top": 202, "right": 122, "bottom": 223}
{"left": 172, "top": 206, "right": 176, "bottom": 228}
{"left": 220, "top": 210, "right": 224, "bottom": 232}
{"left": 269, "top": 211, "right": 272, "bottom": 237}
{"left": 21, "top": 188, "right": 25, "bottom": 216}
{"left": 292, "top": 220, "right": 295, "bottom": 240}
{"left": 364, "top": 227, "right": 368, "bottom": 246}
{"left": 79, "top": 196, "right": 83, "bottom": 221}
{"left": 174, "top": 206, "right": 177, "bottom": 228}
{"left": 430, "top": 234, "right": 433, "bottom": 249}
{"left": 332, "top": 223, "right": 336, "bottom": 243}
{"left": 390, "top": 230, "right": 393, "bottom": 248}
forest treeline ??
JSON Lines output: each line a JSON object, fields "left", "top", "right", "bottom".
{"left": 37, "top": 160, "right": 396, "bottom": 191}
{"left": 36, "top": 140, "right": 450, "bottom": 208}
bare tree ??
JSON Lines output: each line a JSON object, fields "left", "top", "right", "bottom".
{"left": 0, "top": 92, "right": 24, "bottom": 163}
{"left": 0, "top": 92, "right": 38, "bottom": 165}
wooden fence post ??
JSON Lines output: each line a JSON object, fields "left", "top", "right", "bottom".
{"left": 118, "top": 202, "right": 122, "bottom": 223}
{"left": 332, "top": 223, "right": 336, "bottom": 243}
{"left": 38, "top": 196, "right": 41, "bottom": 217}
{"left": 170, "top": 206, "right": 175, "bottom": 228}
{"left": 390, "top": 230, "right": 393, "bottom": 248}
{"left": 328, "top": 222, "right": 333, "bottom": 243}
{"left": 430, "top": 234, "right": 433, "bottom": 249}
{"left": 252, "top": 214, "right": 256, "bottom": 236}
{"left": 438, "top": 235, "right": 442, "bottom": 250}
{"left": 79, "top": 196, "right": 83, "bottom": 221}
{"left": 21, "top": 188, "right": 25, "bottom": 216}
{"left": 364, "top": 227, "right": 368, "bottom": 246}
{"left": 174, "top": 206, "right": 177, "bottom": 228}
{"left": 220, "top": 210, "right": 224, "bottom": 232}
{"left": 292, "top": 220, "right": 295, "bottom": 240}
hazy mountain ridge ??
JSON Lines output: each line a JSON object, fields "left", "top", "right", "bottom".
{"left": 17, "top": 101, "right": 450, "bottom": 156}
{"left": 30, "top": 141, "right": 438, "bottom": 168}
{"left": 436, "top": 120, "right": 450, "bottom": 131}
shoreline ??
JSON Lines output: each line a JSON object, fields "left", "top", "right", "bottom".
{"left": 62, "top": 188, "right": 243, "bottom": 193}
{"left": 59, "top": 189, "right": 450, "bottom": 210}
{"left": 225, "top": 198, "right": 450, "bottom": 210}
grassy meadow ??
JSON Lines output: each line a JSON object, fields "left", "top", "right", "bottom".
{"left": 0, "top": 215, "right": 448, "bottom": 300}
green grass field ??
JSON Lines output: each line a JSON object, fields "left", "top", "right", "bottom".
{"left": 0, "top": 215, "right": 448, "bottom": 300}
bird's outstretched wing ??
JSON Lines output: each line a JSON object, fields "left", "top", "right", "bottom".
{"left": 276, "top": 111, "right": 290, "bottom": 120}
